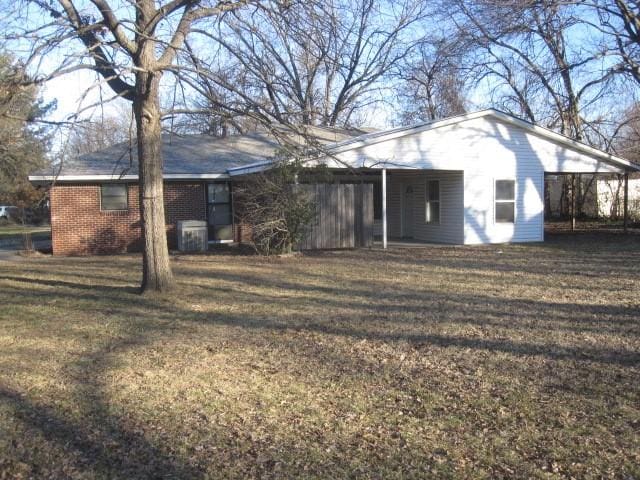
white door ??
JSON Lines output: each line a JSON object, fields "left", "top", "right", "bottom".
{"left": 403, "top": 184, "right": 414, "bottom": 238}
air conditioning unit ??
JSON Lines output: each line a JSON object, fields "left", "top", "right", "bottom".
{"left": 177, "top": 220, "right": 208, "bottom": 252}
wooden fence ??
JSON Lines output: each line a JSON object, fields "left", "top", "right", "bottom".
{"left": 297, "top": 183, "right": 374, "bottom": 250}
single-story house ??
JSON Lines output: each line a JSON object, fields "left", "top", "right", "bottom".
{"left": 30, "top": 109, "right": 640, "bottom": 255}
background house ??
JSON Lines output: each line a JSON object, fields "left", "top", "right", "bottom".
{"left": 545, "top": 174, "right": 640, "bottom": 221}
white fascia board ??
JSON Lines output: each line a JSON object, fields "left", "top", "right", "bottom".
{"left": 28, "top": 173, "right": 230, "bottom": 182}
{"left": 164, "top": 173, "right": 230, "bottom": 179}
{"left": 325, "top": 110, "right": 496, "bottom": 154}
{"left": 227, "top": 161, "right": 274, "bottom": 176}
{"left": 28, "top": 174, "right": 139, "bottom": 182}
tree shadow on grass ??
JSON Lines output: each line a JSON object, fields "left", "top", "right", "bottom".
{"left": 176, "top": 265, "right": 640, "bottom": 335}
{"left": 1, "top": 234, "right": 639, "bottom": 478}
{"left": 0, "top": 384, "right": 204, "bottom": 479}
{"left": 3, "top": 252, "right": 639, "bottom": 370}
{"left": 0, "top": 275, "right": 140, "bottom": 295}
{"left": 0, "top": 278, "right": 444, "bottom": 478}
{"left": 0, "top": 266, "right": 208, "bottom": 477}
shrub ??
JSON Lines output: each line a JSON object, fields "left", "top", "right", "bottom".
{"left": 234, "top": 156, "right": 328, "bottom": 255}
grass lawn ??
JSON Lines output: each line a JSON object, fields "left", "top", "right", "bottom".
{"left": 0, "top": 232, "right": 638, "bottom": 479}
{"left": 0, "top": 224, "right": 51, "bottom": 242}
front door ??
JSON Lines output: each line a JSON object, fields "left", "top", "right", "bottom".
{"left": 207, "top": 182, "right": 233, "bottom": 241}
{"left": 403, "top": 184, "right": 414, "bottom": 238}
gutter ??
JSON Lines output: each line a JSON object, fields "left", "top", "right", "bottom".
{"left": 227, "top": 160, "right": 275, "bottom": 176}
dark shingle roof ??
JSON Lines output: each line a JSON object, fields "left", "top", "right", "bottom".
{"left": 31, "top": 126, "right": 372, "bottom": 180}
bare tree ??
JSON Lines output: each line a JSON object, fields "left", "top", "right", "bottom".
{"left": 396, "top": 37, "right": 467, "bottom": 123}
{"left": 445, "top": 0, "right": 620, "bottom": 141}
{"left": 590, "top": 0, "right": 640, "bottom": 84}
{"left": 234, "top": 155, "right": 321, "bottom": 255}
{"left": 164, "top": 66, "right": 262, "bottom": 136}
{"left": 6, "top": 0, "right": 254, "bottom": 292}
{"left": 174, "top": 0, "right": 424, "bottom": 129}
{"left": 66, "top": 110, "right": 135, "bottom": 157}
{"left": 613, "top": 102, "right": 640, "bottom": 163}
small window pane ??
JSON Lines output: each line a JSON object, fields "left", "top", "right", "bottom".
{"left": 426, "top": 180, "right": 440, "bottom": 223}
{"left": 428, "top": 180, "right": 439, "bottom": 201}
{"left": 428, "top": 202, "right": 440, "bottom": 223}
{"left": 496, "top": 180, "right": 515, "bottom": 200}
{"left": 495, "top": 202, "right": 515, "bottom": 223}
{"left": 208, "top": 183, "right": 230, "bottom": 203}
{"left": 373, "top": 182, "right": 382, "bottom": 220}
{"left": 101, "top": 184, "right": 127, "bottom": 211}
{"left": 101, "top": 184, "right": 125, "bottom": 197}
{"left": 208, "top": 204, "right": 232, "bottom": 225}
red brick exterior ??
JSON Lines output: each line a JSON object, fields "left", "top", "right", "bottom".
{"left": 233, "top": 222, "right": 253, "bottom": 243}
{"left": 50, "top": 182, "right": 207, "bottom": 255}
{"left": 164, "top": 183, "right": 207, "bottom": 249}
{"left": 230, "top": 182, "right": 253, "bottom": 244}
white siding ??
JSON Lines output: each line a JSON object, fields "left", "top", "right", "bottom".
{"left": 597, "top": 177, "right": 640, "bottom": 218}
{"left": 463, "top": 172, "right": 543, "bottom": 244}
{"left": 329, "top": 116, "right": 625, "bottom": 174}
{"left": 386, "top": 171, "right": 464, "bottom": 243}
{"left": 327, "top": 115, "right": 622, "bottom": 244}
{"left": 387, "top": 177, "right": 402, "bottom": 237}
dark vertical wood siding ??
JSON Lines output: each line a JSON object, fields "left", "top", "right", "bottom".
{"left": 298, "top": 184, "right": 373, "bottom": 250}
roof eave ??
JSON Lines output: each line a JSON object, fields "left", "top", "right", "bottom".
{"left": 28, "top": 173, "right": 231, "bottom": 183}
{"left": 227, "top": 160, "right": 274, "bottom": 176}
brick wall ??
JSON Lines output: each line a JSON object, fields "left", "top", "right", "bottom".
{"left": 51, "top": 182, "right": 207, "bottom": 255}
{"left": 231, "top": 182, "right": 253, "bottom": 244}
{"left": 164, "top": 183, "right": 207, "bottom": 249}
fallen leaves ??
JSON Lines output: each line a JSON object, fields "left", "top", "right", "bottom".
{"left": 0, "top": 232, "right": 639, "bottom": 478}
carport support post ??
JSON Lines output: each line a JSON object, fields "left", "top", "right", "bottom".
{"left": 382, "top": 168, "right": 387, "bottom": 249}
{"left": 571, "top": 174, "right": 576, "bottom": 231}
{"left": 623, "top": 172, "right": 629, "bottom": 233}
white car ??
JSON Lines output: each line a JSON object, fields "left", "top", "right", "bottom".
{"left": 0, "top": 206, "right": 18, "bottom": 219}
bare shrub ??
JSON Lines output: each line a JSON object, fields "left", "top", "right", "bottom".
{"left": 234, "top": 156, "right": 328, "bottom": 255}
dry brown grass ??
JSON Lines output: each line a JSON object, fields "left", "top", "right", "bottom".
{"left": 0, "top": 231, "right": 639, "bottom": 479}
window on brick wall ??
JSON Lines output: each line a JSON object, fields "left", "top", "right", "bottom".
{"left": 100, "top": 184, "right": 128, "bottom": 211}
{"left": 207, "top": 182, "right": 233, "bottom": 241}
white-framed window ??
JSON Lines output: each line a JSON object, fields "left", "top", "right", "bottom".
{"left": 100, "top": 184, "right": 128, "bottom": 211}
{"left": 495, "top": 179, "right": 515, "bottom": 223}
{"left": 425, "top": 179, "right": 440, "bottom": 224}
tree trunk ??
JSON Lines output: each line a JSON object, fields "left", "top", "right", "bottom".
{"left": 134, "top": 69, "right": 174, "bottom": 293}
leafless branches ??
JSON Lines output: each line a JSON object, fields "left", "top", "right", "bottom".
{"left": 395, "top": 37, "right": 468, "bottom": 123}
{"left": 174, "top": 0, "right": 425, "bottom": 128}
{"left": 441, "top": 0, "right": 631, "bottom": 144}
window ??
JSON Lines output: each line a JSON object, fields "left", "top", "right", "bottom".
{"left": 207, "top": 182, "right": 233, "bottom": 240}
{"left": 100, "top": 184, "right": 128, "bottom": 211}
{"left": 373, "top": 181, "right": 382, "bottom": 220}
{"left": 495, "top": 179, "right": 515, "bottom": 223}
{"left": 425, "top": 180, "right": 440, "bottom": 224}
